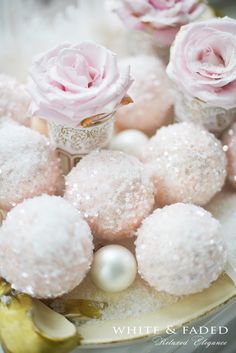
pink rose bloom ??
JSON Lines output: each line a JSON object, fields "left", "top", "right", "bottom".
{"left": 113, "top": 0, "right": 206, "bottom": 46}
{"left": 28, "top": 42, "right": 132, "bottom": 128}
{"left": 167, "top": 17, "right": 236, "bottom": 109}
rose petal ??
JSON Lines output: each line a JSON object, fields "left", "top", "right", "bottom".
{"left": 28, "top": 41, "right": 132, "bottom": 126}
{"left": 113, "top": 0, "right": 207, "bottom": 46}
{"left": 167, "top": 17, "right": 236, "bottom": 109}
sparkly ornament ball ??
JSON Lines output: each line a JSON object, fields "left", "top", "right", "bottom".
{"left": 222, "top": 122, "right": 236, "bottom": 189}
{"left": 0, "top": 74, "right": 31, "bottom": 126}
{"left": 0, "top": 195, "right": 93, "bottom": 298}
{"left": 140, "top": 122, "right": 226, "bottom": 206}
{"left": 115, "top": 55, "right": 173, "bottom": 136}
{"left": 0, "top": 125, "right": 63, "bottom": 211}
{"left": 109, "top": 129, "right": 148, "bottom": 157}
{"left": 136, "top": 203, "right": 226, "bottom": 296}
{"left": 91, "top": 245, "right": 137, "bottom": 293}
{"left": 65, "top": 150, "right": 155, "bottom": 241}
{"left": 206, "top": 190, "right": 236, "bottom": 283}
{"left": 0, "top": 116, "right": 19, "bottom": 129}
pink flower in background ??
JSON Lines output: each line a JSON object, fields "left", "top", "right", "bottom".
{"left": 113, "top": 0, "right": 206, "bottom": 46}
{"left": 28, "top": 42, "right": 132, "bottom": 128}
{"left": 167, "top": 17, "right": 236, "bottom": 109}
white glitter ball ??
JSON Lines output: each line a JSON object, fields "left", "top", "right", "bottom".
{"left": 140, "top": 122, "right": 226, "bottom": 206}
{"left": 64, "top": 150, "right": 155, "bottom": 241}
{"left": 0, "top": 195, "right": 93, "bottom": 298}
{"left": 115, "top": 55, "right": 173, "bottom": 136}
{"left": 0, "top": 116, "right": 19, "bottom": 129}
{"left": 0, "top": 125, "right": 63, "bottom": 211}
{"left": 0, "top": 74, "right": 31, "bottom": 126}
{"left": 136, "top": 203, "right": 226, "bottom": 295}
{"left": 206, "top": 190, "right": 236, "bottom": 285}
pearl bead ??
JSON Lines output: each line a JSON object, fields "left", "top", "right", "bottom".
{"left": 109, "top": 130, "right": 148, "bottom": 157}
{"left": 90, "top": 245, "right": 137, "bottom": 293}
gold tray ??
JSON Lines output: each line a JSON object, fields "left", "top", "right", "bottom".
{"left": 78, "top": 274, "right": 236, "bottom": 346}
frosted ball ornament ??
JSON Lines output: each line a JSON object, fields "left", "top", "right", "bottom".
{"left": 206, "top": 190, "right": 236, "bottom": 285}
{"left": 0, "top": 125, "right": 63, "bottom": 211}
{"left": 91, "top": 245, "right": 137, "bottom": 293}
{"left": 136, "top": 203, "right": 226, "bottom": 296}
{"left": 64, "top": 149, "right": 155, "bottom": 241}
{"left": 0, "top": 195, "right": 93, "bottom": 298}
{"left": 0, "top": 74, "right": 31, "bottom": 126}
{"left": 115, "top": 55, "right": 173, "bottom": 136}
{"left": 140, "top": 122, "right": 226, "bottom": 206}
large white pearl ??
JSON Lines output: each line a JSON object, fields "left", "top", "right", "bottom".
{"left": 109, "top": 130, "right": 148, "bottom": 157}
{"left": 90, "top": 245, "right": 137, "bottom": 293}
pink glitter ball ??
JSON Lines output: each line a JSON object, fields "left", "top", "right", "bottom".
{"left": 140, "top": 122, "right": 226, "bottom": 206}
{"left": 136, "top": 203, "right": 226, "bottom": 295}
{"left": 115, "top": 55, "right": 173, "bottom": 136}
{"left": 64, "top": 150, "right": 155, "bottom": 241}
{"left": 222, "top": 122, "right": 236, "bottom": 189}
{"left": 0, "top": 195, "right": 93, "bottom": 298}
{"left": 0, "top": 125, "right": 63, "bottom": 211}
{"left": 0, "top": 74, "right": 31, "bottom": 126}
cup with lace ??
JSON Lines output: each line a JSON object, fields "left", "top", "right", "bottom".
{"left": 167, "top": 17, "right": 236, "bottom": 134}
{"left": 28, "top": 41, "right": 133, "bottom": 174}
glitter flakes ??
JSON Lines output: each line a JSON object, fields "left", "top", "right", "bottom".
{"left": 140, "top": 122, "right": 226, "bottom": 206}
{"left": 0, "top": 125, "right": 64, "bottom": 211}
{"left": 0, "top": 195, "right": 93, "bottom": 298}
{"left": 135, "top": 203, "right": 226, "bottom": 295}
{"left": 0, "top": 74, "right": 31, "bottom": 126}
{"left": 115, "top": 55, "right": 173, "bottom": 136}
{"left": 65, "top": 150, "right": 155, "bottom": 241}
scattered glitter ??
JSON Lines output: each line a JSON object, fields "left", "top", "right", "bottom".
{"left": 63, "top": 275, "right": 180, "bottom": 322}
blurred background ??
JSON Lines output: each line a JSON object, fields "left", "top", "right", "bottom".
{"left": 0, "top": 0, "right": 236, "bottom": 81}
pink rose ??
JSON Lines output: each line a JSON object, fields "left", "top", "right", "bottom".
{"left": 28, "top": 42, "right": 132, "bottom": 128}
{"left": 167, "top": 17, "right": 236, "bottom": 109}
{"left": 113, "top": 0, "right": 206, "bottom": 46}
